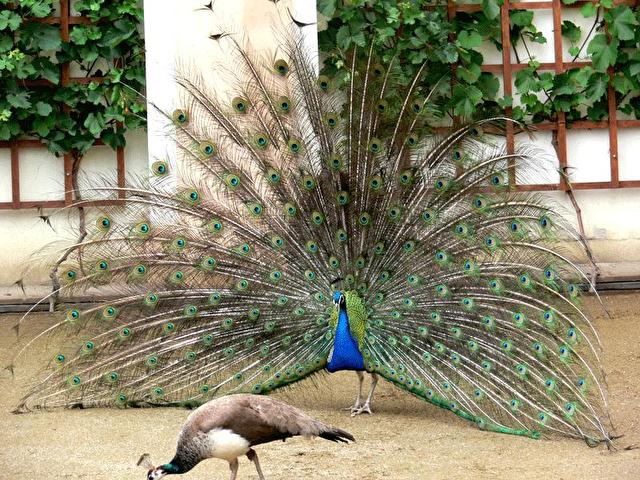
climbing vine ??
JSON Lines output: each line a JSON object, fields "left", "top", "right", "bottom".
{"left": 318, "top": 0, "right": 640, "bottom": 123}
{"left": 0, "top": 0, "right": 145, "bottom": 154}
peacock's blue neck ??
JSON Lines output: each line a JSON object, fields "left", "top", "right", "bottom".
{"left": 327, "top": 302, "right": 365, "bottom": 372}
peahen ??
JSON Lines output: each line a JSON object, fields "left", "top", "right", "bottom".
{"left": 137, "top": 394, "right": 354, "bottom": 480}
{"left": 14, "top": 29, "right": 615, "bottom": 447}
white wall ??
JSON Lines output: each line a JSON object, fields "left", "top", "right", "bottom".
{"left": 0, "top": 1, "right": 638, "bottom": 290}
{"left": 0, "top": 132, "right": 149, "bottom": 287}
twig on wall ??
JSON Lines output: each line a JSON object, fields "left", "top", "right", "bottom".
{"left": 48, "top": 152, "right": 87, "bottom": 311}
{"left": 552, "top": 131, "right": 599, "bottom": 289}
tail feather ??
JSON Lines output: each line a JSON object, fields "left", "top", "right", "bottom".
{"left": 12, "top": 22, "right": 614, "bottom": 446}
{"left": 318, "top": 426, "right": 356, "bottom": 444}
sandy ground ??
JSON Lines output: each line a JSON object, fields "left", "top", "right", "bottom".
{"left": 0, "top": 292, "right": 639, "bottom": 480}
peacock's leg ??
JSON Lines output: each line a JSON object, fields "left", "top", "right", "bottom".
{"left": 344, "top": 371, "right": 365, "bottom": 413}
{"left": 246, "top": 448, "right": 266, "bottom": 480}
{"left": 352, "top": 373, "right": 378, "bottom": 416}
{"left": 229, "top": 458, "right": 239, "bottom": 480}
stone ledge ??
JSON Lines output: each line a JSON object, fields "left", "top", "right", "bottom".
{"left": 0, "top": 263, "right": 639, "bottom": 311}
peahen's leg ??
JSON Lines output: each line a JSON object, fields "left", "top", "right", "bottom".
{"left": 352, "top": 373, "right": 378, "bottom": 416}
{"left": 344, "top": 371, "right": 365, "bottom": 413}
{"left": 229, "top": 458, "right": 239, "bottom": 480}
{"left": 246, "top": 448, "right": 266, "bottom": 480}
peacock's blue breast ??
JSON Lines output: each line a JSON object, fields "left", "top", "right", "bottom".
{"left": 327, "top": 309, "right": 364, "bottom": 372}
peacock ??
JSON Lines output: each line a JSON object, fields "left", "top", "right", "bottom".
{"left": 13, "top": 26, "right": 615, "bottom": 447}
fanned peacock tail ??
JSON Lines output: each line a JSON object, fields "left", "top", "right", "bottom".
{"left": 14, "top": 31, "right": 614, "bottom": 446}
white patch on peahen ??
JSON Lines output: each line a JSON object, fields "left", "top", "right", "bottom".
{"left": 136, "top": 394, "right": 354, "bottom": 479}
{"left": 14, "top": 28, "right": 616, "bottom": 447}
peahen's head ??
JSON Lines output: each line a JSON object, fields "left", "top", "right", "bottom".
{"left": 146, "top": 467, "right": 167, "bottom": 480}
{"left": 138, "top": 454, "right": 176, "bottom": 479}
{"left": 333, "top": 291, "right": 345, "bottom": 308}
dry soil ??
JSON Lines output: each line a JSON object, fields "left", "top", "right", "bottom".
{"left": 0, "top": 292, "right": 638, "bottom": 479}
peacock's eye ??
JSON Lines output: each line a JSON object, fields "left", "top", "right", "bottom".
{"left": 274, "top": 59, "right": 289, "bottom": 75}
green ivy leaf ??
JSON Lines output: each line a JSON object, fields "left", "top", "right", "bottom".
{"left": 70, "top": 25, "right": 102, "bottom": 45}
{"left": 28, "top": 1, "right": 53, "bottom": 18}
{"left": 0, "top": 11, "right": 21, "bottom": 31}
{"left": 605, "top": 6, "right": 638, "bottom": 42}
{"left": 32, "top": 57, "right": 60, "bottom": 84}
{"left": 580, "top": 2, "right": 597, "bottom": 18}
{"left": 35, "top": 101, "right": 53, "bottom": 116}
{"left": 498, "top": 95, "right": 513, "bottom": 108}
{"left": 336, "top": 25, "right": 351, "bottom": 50}
{"left": 0, "top": 123, "right": 10, "bottom": 140}
{"left": 318, "top": 0, "right": 338, "bottom": 17}
{"left": 561, "top": 21, "right": 581, "bottom": 43}
{"left": 457, "top": 63, "right": 481, "bottom": 83}
{"left": 613, "top": 73, "right": 633, "bottom": 95}
{"left": 7, "top": 92, "right": 31, "bottom": 109}
{"left": 482, "top": 0, "right": 503, "bottom": 20}
{"left": 22, "top": 23, "right": 61, "bottom": 50}
{"left": 515, "top": 68, "right": 539, "bottom": 93}
{"left": 0, "top": 34, "right": 12, "bottom": 53}
{"left": 477, "top": 72, "right": 500, "bottom": 99}
{"left": 32, "top": 116, "right": 53, "bottom": 137}
{"left": 457, "top": 31, "right": 482, "bottom": 49}
{"left": 573, "top": 66, "right": 594, "bottom": 88}
{"left": 437, "top": 43, "right": 458, "bottom": 64}
{"left": 101, "top": 127, "right": 126, "bottom": 149}
{"left": 451, "top": 85, "right": 483, "bottom": 117}
{"left": 585, "top": 72, "right": 608, "bottom": 102}
{"left": 629, "top": 52, "right": 640, "bottom": 77}
{"left": 587, "top": 99, "right": 608, "bottom": 121}
{"left": 511, "top": 10, "right": 533, "bottom": 28}
{"left": 84, "top": 112, "right": 105, "bottom": 137}
{"left": 587, "top": 34, "right": 618, "bottom": 72}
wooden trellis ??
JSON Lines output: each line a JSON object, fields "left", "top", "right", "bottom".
{"left": 3, "top": 1, "right": 639, "bottom": 210}
{"left": 0, "top": 0, "right": 126, "bottom": 210}
{"left": 447, "top": 0, "right": 640, "bottom": 191}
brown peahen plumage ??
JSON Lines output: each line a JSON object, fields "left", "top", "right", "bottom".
{"left": 14, "top": 27, "right": 614, "bottom": 447}
{"left": 137, "top": 394, "right": 354, "bottom": 480}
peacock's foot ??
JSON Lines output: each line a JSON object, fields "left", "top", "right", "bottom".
{"left": 350, "top": 403, "right": 372, "bottom": 416}
{"left": 343, "top": 403, "right": 362, "bottom": 413}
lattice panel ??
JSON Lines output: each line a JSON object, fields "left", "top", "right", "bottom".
{"left": 0, "top": 0, "right": 126, "bottom": 210}
{"left": 446, "top": 0, "right": 640, "bottom": 191}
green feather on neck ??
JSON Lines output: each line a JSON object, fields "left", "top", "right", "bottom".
{"left": 329, "top": 290, "right": 367, "bottom": 352}
{"left": 161, "top": 463, "right": 181, "bottom": 474}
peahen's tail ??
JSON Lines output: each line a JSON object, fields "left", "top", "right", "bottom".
{"left": 13, "top": 28, "right": 614, "bottom": 446}
{"left": 318, "top": 426, "right": 356, "bottom": 444}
